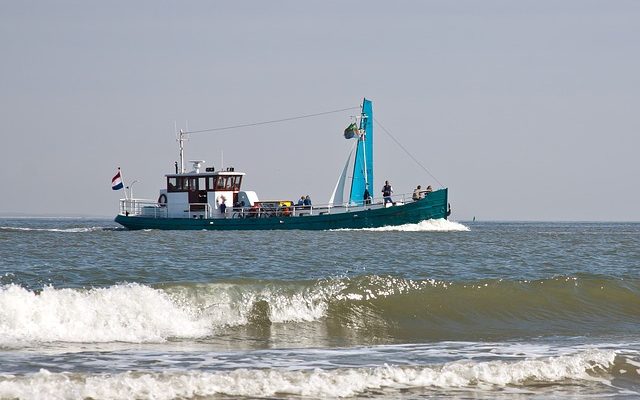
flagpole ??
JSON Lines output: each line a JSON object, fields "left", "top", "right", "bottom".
{"left": 119, "top": 167, "right": 129, "bottom": 201}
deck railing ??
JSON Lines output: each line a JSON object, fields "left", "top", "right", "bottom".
{"left": 119, "top": 199, "right": 168, "bottom": 218}
{"left": 119, "top": 192, "right": 428, "bottom": 219}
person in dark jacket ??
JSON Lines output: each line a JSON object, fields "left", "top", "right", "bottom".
{"left": 382, "top": 181, "right": 393, "bottom": 204}
{"left": 363, "top": 187, "right": 371, "bottom": 205}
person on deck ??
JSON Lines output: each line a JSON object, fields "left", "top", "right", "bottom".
{"left": 382, "top": 181, "right": 393, "bottom": 204}
{"left": 297, "top": 196, "right": 305, "bottom": 206}
{"left": 218, "top": 195, "right": 227, "bottom": 215}
{"left": 425, "top": 185, "right": 433, "bottom": 194}
{"left": 363, "top": 187, "right": 371, "bottom": 205}
{"left": 412, "top": 185, "right": 422, "bottom": 201}
{"left": 303, "top": 195, "right": 312, "bottom": 207}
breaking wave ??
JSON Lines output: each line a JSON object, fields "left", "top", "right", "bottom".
{"left": 1, "top": 275, "right": 640, "bottom": 344}
{"left": 0, "top": 350, "right": 626, "bottom": 399}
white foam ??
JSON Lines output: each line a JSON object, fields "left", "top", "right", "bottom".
{"left": 0, "top": 284, "right": 210, "bottom": 343}
{"left": 332, "top": 219, "right": 469, "bottom": 232}
{"left": 0, "top": 282, "right": 336, "bottom": 344}
{"left": 163, "top": 282, "right": 336, "bottom": 327}
{"left": 0, "top": 226, "right": 109, "bottom": 233}
{"left": 0, "top": 350, "right": 617, "bottom": 399}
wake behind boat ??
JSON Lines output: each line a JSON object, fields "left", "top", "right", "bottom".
{"left": 114, "top": 99, "right": 450, "bottom": 230}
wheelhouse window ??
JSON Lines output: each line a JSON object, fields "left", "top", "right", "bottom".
{"left": 181, "top": 178, "right": 189, "bottom": 191}
{"left": 224, "top": 177, "right": 233, "bottom": 190}
{"left": 230, "top": 176, "right": 242, "bottom": 190}
{"left": 206, "top": 176, "right": 216, "bottom": 191}
{"left": 167, "top": 176, "right": 205, "bottom": 192}
{"left": 185, "top": 177, "right": 198, "bottom": 191}
{"left": 215, "top": 176, "right": 242, "bottom": 191}
{"left": 215, "top": 176, "right": 226, "bottom": 190}
{"left": 167, "top": 177, "right": 179, "bottom": 192}
{"left": 197, "top": 175, "right": 243, "bottom": 191}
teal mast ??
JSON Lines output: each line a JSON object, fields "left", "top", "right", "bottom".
{"left": 349, "top": 98, "right": 374, "bottom": 204}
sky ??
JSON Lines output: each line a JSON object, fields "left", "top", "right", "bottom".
{"left": 1, "top": 0, "right": 639, "bottom": 221}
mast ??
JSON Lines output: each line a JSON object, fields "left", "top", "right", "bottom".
{"left": 361, "top": 133, "right": 368, "bottom": 188}
{"left": 348, "top": 98, "right": 374, "bottom": 204}
{"left": 361, "top": 99, "right": 373, "bottom": 195}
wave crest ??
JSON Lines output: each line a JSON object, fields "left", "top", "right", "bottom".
{"left": 331, "top": 218, "right": 469, "bottom": 232}
{"left": 0, "top": 284, "right": 209, "bottom": 343}
{"left": 2, "top": 276, "right": 640, "bottom": 344}
{"left": 0, "top": 350, "right": 619, "bottom": 399}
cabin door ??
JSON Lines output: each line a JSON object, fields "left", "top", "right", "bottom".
{"left": 189, "top": 178, "right": 207, "bottom": 211}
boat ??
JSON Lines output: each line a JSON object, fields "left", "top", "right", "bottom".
{"left": 114, "top": 99, "right": 450, "bottom": 230}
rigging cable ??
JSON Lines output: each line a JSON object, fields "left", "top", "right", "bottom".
{"left": 177, "top": 104, "right": 445, "bottom": 188}
{"left": 183, "top": 106, "right": 360, "bottom": 134}
{"left": 374, "top": 117, "right": 445, "bottom": 188}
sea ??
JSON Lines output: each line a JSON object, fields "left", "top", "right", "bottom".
{"left": 0, "top": 218, "right": 639, "bottom": 399}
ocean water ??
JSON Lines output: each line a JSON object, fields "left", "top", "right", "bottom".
{"left": 0, "top": 218, "right": 639, "bottom": 399}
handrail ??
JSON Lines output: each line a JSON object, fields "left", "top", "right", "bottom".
{"left": 119, "top": 190, "right": 439, "bottom": 219}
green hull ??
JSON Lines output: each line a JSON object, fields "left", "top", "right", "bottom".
{"left": 115, "top": 189, "right": 448, "bottom": 231}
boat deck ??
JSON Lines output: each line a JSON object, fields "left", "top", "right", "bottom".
{"left": 115, "top": 189, "right": 449, "bottom": 230}
{"left": 119, "top": 192, "right": 423, "bottom": 220}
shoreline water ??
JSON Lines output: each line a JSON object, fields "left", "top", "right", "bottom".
{"left": 1, "top": 218, "right": 639, "bottom": 398}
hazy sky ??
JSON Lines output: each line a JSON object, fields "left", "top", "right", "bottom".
{"left": 1, "top": 1, "right": 638, "bottom": 221}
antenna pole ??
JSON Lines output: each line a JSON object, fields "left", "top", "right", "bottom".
{"left": 178, "top": 129, "right": 185, "bottom": 173}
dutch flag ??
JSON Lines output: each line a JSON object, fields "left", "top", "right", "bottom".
{"left": 112, "top": 169, "right": 124, "bottom": 190}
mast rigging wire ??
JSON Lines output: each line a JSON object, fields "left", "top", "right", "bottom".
{"left": 183, "top": 106, "right": 360, "bottom": 134}
{"left": 374, "top": 118, "right": 445, "bottom": 188}
{"left": 178, "top": 103, "right": 445, "bottom": 188}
